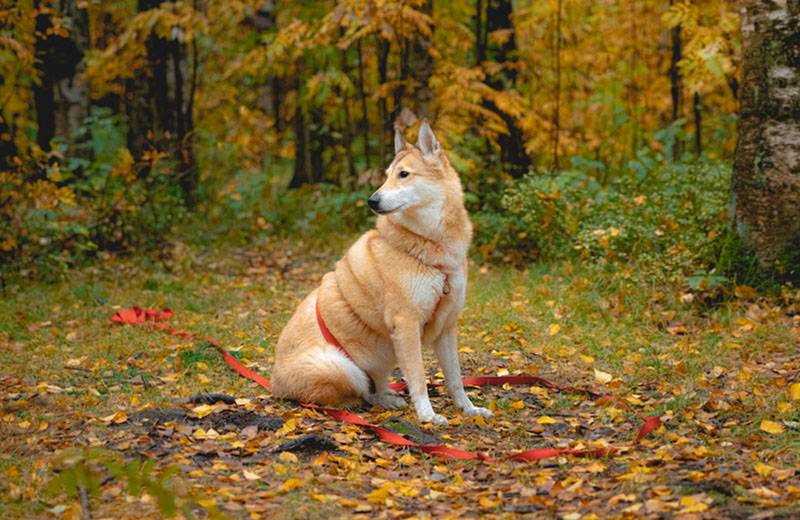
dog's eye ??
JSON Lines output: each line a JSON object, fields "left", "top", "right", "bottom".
{"left": 398, "top": 170, "right": 410, "bottom": 179}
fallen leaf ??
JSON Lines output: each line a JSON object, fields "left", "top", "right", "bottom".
{"left": 100, "top": 412, "right": 128, "bottom": 425}
{"left": 790, "top": 383, "right": 800, "bottom": 401}
{"left": 760, "top": 420, "right": 785, "bottom": 435}
{"left": 243, "top": 470, "right": 261, "bottom": 481}
{"left": 191, "top": 404, "right": 217, "bottom": 419}
{"left": 398, "top": 453, "right": 418, "bottom": 465}
{"left": 278, "top": 478, "right": 303, "bottom": 493}
{"left": 754, "top": 462, "right": 774, "bottom": 478}
{"left": 279, "top": 451, "right": 299, "bottom": 463}
{"left": 594, "top": 369, "right": 613, "bottom": 384}
{"left": 537, "top": 416, "right": 557, "bottom": 424}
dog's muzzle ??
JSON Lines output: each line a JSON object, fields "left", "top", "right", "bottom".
{"left": 368, "top": 194, "right": 381, "bottom": 211}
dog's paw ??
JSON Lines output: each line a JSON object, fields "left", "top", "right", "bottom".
{"left": 463, "top": 406, "right": 494, "bottom": 419}
{"left": 378, "top": 393, "right": 407, "bottom": 410}
{"left": 419, "top": 412, "right": 449, "bottom": 427}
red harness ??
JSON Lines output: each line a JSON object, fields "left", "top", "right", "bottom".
{"left": 314, "top": 272, "right": 449, "bottom": 395}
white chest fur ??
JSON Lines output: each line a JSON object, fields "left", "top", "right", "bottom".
{"left": 405, "top": 265, "right": 466, "bottom": 319}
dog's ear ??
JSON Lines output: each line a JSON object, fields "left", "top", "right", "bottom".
{"left": 416, "top": 119, "right": 441, "bottom": 158}
{"left": 394, "top": 122, "right": 406, "bottom": 154}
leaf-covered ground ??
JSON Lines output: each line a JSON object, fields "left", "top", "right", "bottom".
{"left": 1, "top": 239, "right": 799, "bottom": 519}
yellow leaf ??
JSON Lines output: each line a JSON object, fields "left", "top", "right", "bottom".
{"left": 276, "top": 418, "right": 297, "bottom": 436}
{"left": 594, "top": 369, "right": 613, "bottom": 384}
{"left": 510, "top": 400, "right": 525, "bottom": 410}
{"left": 580, "top": 355, "right": 594, "bottom": 364}
{"left": 398, "top": 453, "right": 418, "bottom": 465}
{"left": 777, "top": 402, "right": 792, "bottom": 414}
{"left": 496, "top": 368, "right": 509, "bottom": 377}
{"left": 790, "top": 383, "right": 800, "bottom": 401}
{"left": 366, "top": 486, "right": 390, "bottom": 503}
{"left": 479, "top": 496, "right": 499, "bottom": 508}
{"left": 278, "top": 478, "right": 303, "bottom": 493}
{"left": 679, "top": 495, "right": 708, "bottom": 513}
{"left": 100, "top": 412, "right": 128, "bottom": 424}
{"left": 191, "top": 404, "right": 217, "bottom": 419}
{"left": 754, "top": 462, "right": 774, "bottom": 478}
{"left": 197, "top": 498, "right": 216, "bottom": 508}
{"left": 760, "top": 420, "right": 785, "bottom": 434}
{"left": 243, "top": 470, "right": 261, "bottom": 481}
{"left": 279, "top": 451, "right": 298, "bottom": 463}
{"left": 548, "top": 323, "right": 560, "bottom": 336}
{"left": 537, "top": 416, "right": 557, "bottom": 424}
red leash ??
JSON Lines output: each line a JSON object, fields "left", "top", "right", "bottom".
{"left": 112, "top": 306, "right": 661, "bottom": 461}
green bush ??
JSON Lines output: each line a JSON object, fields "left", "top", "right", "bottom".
{"left": 472, "top": 144, "right": 731, "bottom": 279}
{"left": 1, "top": 108, "right": 187, "bottom": 280}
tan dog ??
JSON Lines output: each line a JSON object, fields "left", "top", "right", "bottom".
{"left": 271, "top": 121, "right": 492, "bottom": 425}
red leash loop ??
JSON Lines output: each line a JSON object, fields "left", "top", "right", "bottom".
{"left": 111, "top": 306, "right": 662, "bottom": 462}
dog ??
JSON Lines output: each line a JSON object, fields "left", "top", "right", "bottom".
{"left": 270, "top": 120, "right": 492, "bottom": 425}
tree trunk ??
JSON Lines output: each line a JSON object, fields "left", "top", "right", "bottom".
{"left": 290, "top": 60, "right": 312, "bottom": 188}
{"left": 668, "top": 0, "right": 684, "bottom": 160}
{"left": 32, "top": 0, "right": 89, "bottom": 152}
{"left": 692, "top": 92, "right": 701, "bottom": 156}
{"left": 483, "top": 0, "right": 531, "bottom": 177}
{"left": 408, "top": 0, "right": 434, "bottom": 119}
{"left": 474, "top": 0, "right": 485, "bottom": 66}
{"left": 356, "top": 39, "right": 371, "bottom": 169}
{"left": 127, "top": 0, "right": 196, "bottom": 205}
{"left": 339, "top": 36, "right": 356, "bottom": 183}
{"left": 731, "top": 0, "right": 800, "bottom": 274}
{"left": 377, "top": 35, "right": 390, "bottom": 166}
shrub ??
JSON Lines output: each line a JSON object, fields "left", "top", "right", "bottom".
{"left": 472, "top": 145, "right": 731, "bottom": 279}
{"left": 0, "top": 108, "right": 187, "bottom": 280}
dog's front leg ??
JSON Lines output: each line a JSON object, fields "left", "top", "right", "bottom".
{"left": 434, "top": 328, "right": 493, "bottom": 418}
{"left": 392, "top": 315, "right": 447, "bottom": 426}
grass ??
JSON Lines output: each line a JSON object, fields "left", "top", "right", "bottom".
{"left": 1, "top": 236, "right": 798, "bottom": 518}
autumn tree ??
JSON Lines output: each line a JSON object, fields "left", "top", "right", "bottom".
{"left": 730, "top": 0, "right": 800, "bottom": 278}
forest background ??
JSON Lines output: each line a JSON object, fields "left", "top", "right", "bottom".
{"left": 1, "top": 0, "right": 747, "bottom": 283}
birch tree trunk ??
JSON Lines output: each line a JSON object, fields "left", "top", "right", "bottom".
{"left": 731, "top": 0, "right": 800, "bottom": 274}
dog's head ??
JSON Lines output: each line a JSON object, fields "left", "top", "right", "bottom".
{"left": 368, "top": 120, "right": 456, "bottom": 217}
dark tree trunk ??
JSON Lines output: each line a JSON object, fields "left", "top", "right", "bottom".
{"left": 0, "top": 118, "right": 15, "bottom": 170}
{"left": 251, "top": 2, "right": 281, "bottom": 133}
{"left": 474, "top": 0, "right": 485, "bottom": 65}
{"left": 692, "top": 92, "right": 701, "bottom": 156}
{"left": 356, "top": 39, "right": 371, "bottom": 169}
{"left": 483, "top": 0, "right": 531, "bottom": 177}
{"left": 377, "top": 36, "right": 390, "bottom": 166}
{"left": 128, "top": 0, "right": 197, "bottom": 205}
{"left": 290, "top": 60, "right": 312, "bottom": 188}
{"left": 309, "top": 106, "right": 325, "bottom": 182}
{"left": 668, "top": 0, "right": 684, "bottom": 160}
{"left": 731, "top": 0, "right": 800, "bottom": 274}
{"left": 408, "top": 0, "right": 434, "bottom": 119}
{"left": 339, "top": 34, "right": 355, "bottom": 183}
{"left": 32, "top": 0, "right": 89, "bottom": 152}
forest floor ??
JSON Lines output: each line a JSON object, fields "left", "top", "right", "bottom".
{"left": 1, "top": 237, "right": 799, "bottom": 519}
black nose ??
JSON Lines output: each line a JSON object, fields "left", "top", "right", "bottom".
{"left": 368, "top": 194, "right": 380, "bottom": 210}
